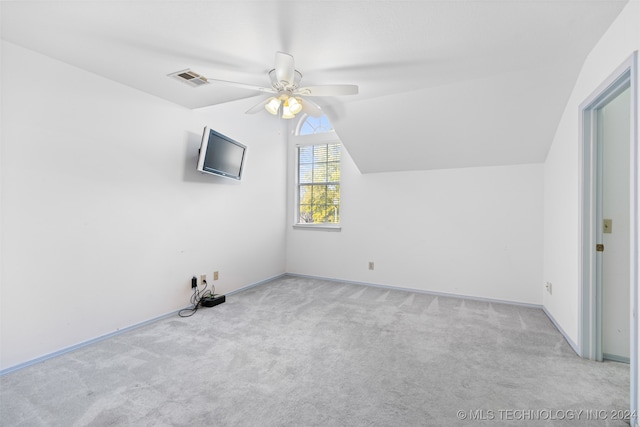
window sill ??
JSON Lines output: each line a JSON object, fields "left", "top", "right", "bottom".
{"left": 293, "top": 224, "right": 342, "bottom": 232}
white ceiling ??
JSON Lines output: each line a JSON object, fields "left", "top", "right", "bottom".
{"left": 1, "top": 0, "right": 628, "bottom": 173}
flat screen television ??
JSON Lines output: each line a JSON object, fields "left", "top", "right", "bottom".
{"left": 197, "top": 126, "right": 247, "bottom": 180}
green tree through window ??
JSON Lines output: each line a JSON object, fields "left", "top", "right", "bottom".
{"left": 298, "top": 143, "right": 340, "bottom": 224}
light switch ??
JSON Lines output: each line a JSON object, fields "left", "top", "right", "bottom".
{"left": 603, "top": 219, "right": 612, "bottom": 234}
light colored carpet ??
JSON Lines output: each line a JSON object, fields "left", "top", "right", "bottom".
{"left": 0, "top": 276, "right": 630, "bottom": 426}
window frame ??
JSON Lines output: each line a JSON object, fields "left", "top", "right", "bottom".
{"left": 293, "top": 132, "right": 342, "bottom": 231}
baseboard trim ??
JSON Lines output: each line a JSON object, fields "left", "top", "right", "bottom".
{"left": 541, "top": 306, "right": 580, "bottom": 356}
{"left": 0, "top": 273, "right": 286, "bottom": 377}
{"left": 226, "top": 273, "right": 286, "bottom": 296}
{"left": 603, "top": 353, "right": 631, "bottom": 364}
{"left": 284, "top": 273, "right": 542, "bottom": 309}
{"left": 0, "top": 308, "right": 183, "bottom": 376}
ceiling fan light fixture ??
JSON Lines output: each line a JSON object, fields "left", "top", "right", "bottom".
{"left": 265, "top": 97, "right": 281, "bottom": 115}
{"left": 207, "top": 52, "right": 358, "bottom": 119}
{"left": 288, "top": 97, "right": 302, "bottom": 115}
{"left": 281, "top": 99, "right": 295, "bottom": 119}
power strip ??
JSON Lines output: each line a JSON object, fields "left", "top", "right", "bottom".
{"left": 200, "top": 294, "right": 225, "bottom": 307}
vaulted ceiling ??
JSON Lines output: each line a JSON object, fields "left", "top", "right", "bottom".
{"left": 1, "top": 1, "right": 628, "bottom": 173}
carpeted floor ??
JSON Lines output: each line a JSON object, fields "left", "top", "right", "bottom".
{"left": 0, "top": 276, "right": 631, "bottom": 426}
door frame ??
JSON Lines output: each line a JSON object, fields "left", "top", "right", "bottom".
{"left": 579, "top": 51, "right": 637, "bottom": 425}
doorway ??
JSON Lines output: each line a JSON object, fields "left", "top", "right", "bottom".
{"left": 600, "top": 86, "right": 631, "bottom": 363}
{"left": 580, "top": 52, "right": 637, "bottom": 426}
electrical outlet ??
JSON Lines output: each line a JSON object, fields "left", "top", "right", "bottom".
{"left": 200, "top": 274, "right": 207, "bottom": 284}
{"left": 213, "top": 271, "right": 219, "bottom": 281}
{"left": 545, "top": 282, "right": 552, "bottom": 295}
{"left": 369, "top": 261, "right": 374, "bottom": 270}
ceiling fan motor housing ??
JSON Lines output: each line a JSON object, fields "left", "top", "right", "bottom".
{"left": 269, "top": 69, "right": 302, "bottom": 91}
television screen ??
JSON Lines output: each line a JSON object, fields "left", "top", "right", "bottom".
{"left": 197, "top": 127, "right": 247, "bottom": 180}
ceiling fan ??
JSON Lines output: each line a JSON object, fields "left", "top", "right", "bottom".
{"left": 171, "top": 51, "right": 358, "bottom": 119}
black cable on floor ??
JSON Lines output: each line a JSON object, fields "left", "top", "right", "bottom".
{"left": 178, "top": 280, "right": 209, "bottom": 317}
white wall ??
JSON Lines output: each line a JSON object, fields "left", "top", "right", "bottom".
{"left": 0, "top": 42, "right": 287, "bottom": 371}
{"left": 543, "top": 0, "right": 639, "bottom": 347}
{"left": 286, "top": 135, "right": 544, "bottom": 305}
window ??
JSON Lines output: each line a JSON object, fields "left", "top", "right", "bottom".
{"left": 298, "top": 115, "right": 333, "bottom": 135}
{"left": 297, "top": 143, "right": 341, "bottom": 224}
{"left": 294, "top": 114, "right": 342, "bottom": 228}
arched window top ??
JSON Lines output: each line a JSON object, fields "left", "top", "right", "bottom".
{"left": 296, "top": 114, "right": 334, "bottom": 136}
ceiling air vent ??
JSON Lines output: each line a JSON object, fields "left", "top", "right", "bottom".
{"left": 168, "top": 69, "right": 209, "bottom": 87}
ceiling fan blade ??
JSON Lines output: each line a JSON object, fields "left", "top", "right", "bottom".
{"left": 295, "top": 85, "right": 359, "bottom": 97}
{"left": 205, "top": 77, "right": 276, "bottom": 94}
{"left": 301, "top": 98, "right": 323, "bottom": 117}
{"left": 274, "top": 51, "right": 295, "bottom": 86}
{"left": 245, "top": 97, "right": 271, "bottom": 114}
